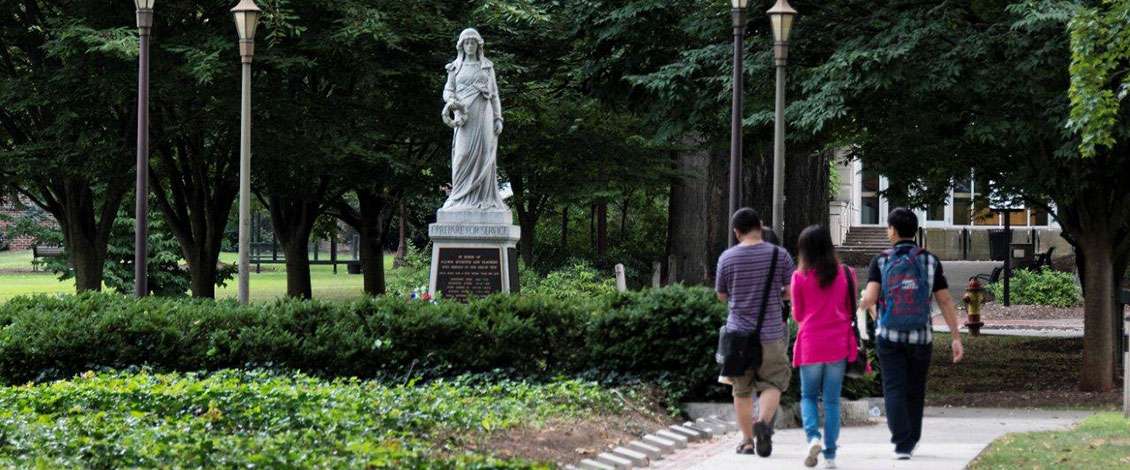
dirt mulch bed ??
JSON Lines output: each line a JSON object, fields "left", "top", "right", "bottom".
{"left": 927, "top": 333, "right": 1122, "bottom": 409}
{"left": 448, "top": 388, "right": 676, "bottom": 465}
{"left": 973, "top": 303, "right": 1083, "bottom": 320}
{"left": 927, "top": 389, "right": 1122, "bottom": 409}
{"left": 469, "top": 412, "right": 675, "bottom": 464}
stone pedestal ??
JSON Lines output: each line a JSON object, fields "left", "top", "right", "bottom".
{"left": 428, "top": 208, "right": 521, "bottom": 302}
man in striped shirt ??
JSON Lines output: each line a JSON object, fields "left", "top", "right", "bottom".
{"left": 860, "top": 208, "right": 964, "bottom": 461}
{"left": 716, "top": 208, "right": 796, "bottom": 457}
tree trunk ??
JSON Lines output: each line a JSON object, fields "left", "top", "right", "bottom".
{"left": 745, "top": 144, "right": 828, "bottom": 254}
{"left": 560, "top": 206, "right": 569, "bottom": 249}
{"left": 331, "top": 189, "right": 394, "bottom": 296}
{"left": 619, "top": 194, "right": 631, "bottom": 242}
{"left": 49, "top": 179, "right": 127, "bottom": 293}
{"left": 360, "top": 224, "right": 385, "bottom": 295}
{"left": 393, "top": 204, "right": 407, "bottom": 269}
{"left": 596, "top": 201, "right": 608, "bottom": 256}
{"left": 358, "top": 190, "right": 393, "bottom": 296}
{"left": 1078, "top": 230, "right": 1116, "bottom": 391}
{"left": 281, "top": 236, "right": 313, "bottom": 299}
{"left": 267, "top": 193, "right": 322, "bottom": 300}
{"left": 509, "top": 176, "right": 539, "bottom": 266}
{"left": 666, "top": 137, "right": 728, "bottom": 285}
{"left": 517, "top": 209, "right": 538, "bottom": 266}
{"left": 150, "top": 139, "right": 240, "bottom": 299}
{"left": 189, "top": 252, "right": 219, "bottom": 298}
{"left": 66, "top": 230, "right": 104, "bottom": 292}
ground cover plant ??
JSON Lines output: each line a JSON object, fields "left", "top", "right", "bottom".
{"left": 969, "top": 413, "right": 1130, "bottom": 470}
{"left": 0, "top": 369, "right": 643, "bottom": 469}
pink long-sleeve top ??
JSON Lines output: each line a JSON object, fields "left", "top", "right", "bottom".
{"left": 791, "top": 267, "right": 858, "bottom": 368}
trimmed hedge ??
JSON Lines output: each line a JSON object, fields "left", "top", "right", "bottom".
{"left": 0, "top": 286, "right": 727, "bottom": 401}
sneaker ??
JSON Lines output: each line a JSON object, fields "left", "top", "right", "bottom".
{"left": 804, "top": 438, "right": 822, "bottom": 467}
{"left": 825, "top": 460, "right": 837, "bottom": 469}
{"left": 893, "top": 452, "right": 912, "bottom": 460}
{"left": 754, "top": 421, "right": 773, "bottom": 457}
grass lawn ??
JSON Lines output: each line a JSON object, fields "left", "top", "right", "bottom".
{"left": 928, "top": 332, "right": 1122, "bottom": 409}
{"left": 0, "top": 250, "right": 392, "bottom": 303}
{"left": 969, "top": 413, "right": 1130, "bottom": 470}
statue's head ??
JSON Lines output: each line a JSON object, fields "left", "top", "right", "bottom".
{"left": 457, "top": 28, "right": 484, "bottom": 60}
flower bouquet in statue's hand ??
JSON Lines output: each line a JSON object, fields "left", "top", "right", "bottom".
{"left": 442, "top": 100, "right": 468, "bottom": 128}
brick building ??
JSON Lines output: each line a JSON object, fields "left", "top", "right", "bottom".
{"left": 0, "top": 200, "right": 54, "bottom": 251}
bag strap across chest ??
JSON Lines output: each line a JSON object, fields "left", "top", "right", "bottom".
{"left": 752, "top": 246, "right": 780, "bottom": 338}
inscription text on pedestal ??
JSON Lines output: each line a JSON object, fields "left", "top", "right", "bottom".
{"left": 434, "top": 248, "right": 503, "bottom": 302}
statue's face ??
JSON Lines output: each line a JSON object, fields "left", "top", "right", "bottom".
{"left": 462, "top": 40, "right": 478, "bottom": 57}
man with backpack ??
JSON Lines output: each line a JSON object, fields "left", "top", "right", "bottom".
{"left": 859, "top": 208, "right": 964, "bottom": 460}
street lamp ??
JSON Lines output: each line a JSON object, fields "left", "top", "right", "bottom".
{"left": 232, "top": 0, "right": 261, "bottom": 305}
{"left": 767, "top": 0, "right": 796, "bottom": 238}
{"left": 134, "top": 0, "right": 155, "bottom": 298}
{"left": 728, "top": 0, "right": 749, "bottom": 247}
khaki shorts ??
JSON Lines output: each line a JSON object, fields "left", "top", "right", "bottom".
{"left": 731, "top": 338, "right": 791, "bottom": 398}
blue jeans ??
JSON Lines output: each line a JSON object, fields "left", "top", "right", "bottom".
{"left": 876, "top": 337, "right": 932, "bottom": 454}
{"left": 799, "top": 359, "right": 846, "bottom": 460}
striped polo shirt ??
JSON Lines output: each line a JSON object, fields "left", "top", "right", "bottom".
{"left": 715, "top": 242, "right": 796, "bottom": 340}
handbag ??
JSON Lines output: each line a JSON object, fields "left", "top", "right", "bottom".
{"left": 716, "top": 246, "right": 779, "bottom": 378}
{"left": 844, "top": 265, "right": 871, "bottom": 379}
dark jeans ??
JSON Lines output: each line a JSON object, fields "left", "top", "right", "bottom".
{"left": 877, "top": 337, "right": 932, "bottom": 454}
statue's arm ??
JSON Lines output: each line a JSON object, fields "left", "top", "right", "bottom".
{"left": 490, "top": 68, "right": 503, "bottom": 122}
{"left": 443, "top": 67, "right": 457, "bottom": 103}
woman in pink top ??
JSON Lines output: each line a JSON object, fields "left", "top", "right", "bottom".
{"left": 791, "top": 225, "right": 857, "bottom": 469}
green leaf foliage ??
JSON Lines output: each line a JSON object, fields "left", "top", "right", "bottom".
{"left": 1069, "top": 0, "right": 1130, "bottom": 158}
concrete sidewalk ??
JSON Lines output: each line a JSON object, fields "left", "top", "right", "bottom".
{"left": 655, "top": 407, "right": 1091, "bottom": 470}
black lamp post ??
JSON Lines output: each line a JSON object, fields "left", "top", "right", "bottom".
{"left": 728, "top": 0, "right": 749, "bottom": 247}
{"left": 134, "top": 0, "right": 155, "bottom": 298}
{"left": 767, "top": 0, "right": 796, "bottom": 238}
{"left": 232, "top": 0, "right": 261, "bottom": 305}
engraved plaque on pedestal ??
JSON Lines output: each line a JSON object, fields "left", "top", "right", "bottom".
{"left": 433, "top": 247, "right": 504, "bottom": 302}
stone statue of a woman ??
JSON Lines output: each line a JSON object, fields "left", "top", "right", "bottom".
{"left": 440, "top": 28, "right": 506, "bottom": 215}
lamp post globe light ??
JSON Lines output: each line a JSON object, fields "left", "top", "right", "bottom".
{"left": 133, "top": 0, "right": 155, "bottom": 298}
{"left": 767, "top": 0, "right": 796, "bottom": 238}
{"left": 727, "top": 0, "right": 749, "bottom": 247}
{"left": 232, "top": 0, "right": 261, "bottom": 305}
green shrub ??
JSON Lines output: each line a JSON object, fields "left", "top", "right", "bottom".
{"left": 0, "top": 287, "right": 730, "bottom": 402}
{"left": 523, "top": 260, "right": 618, "bottom": 300}
{"left": 0, "top": 369, "right": 614, "bottom": 469}
{"left": 387, "top": 241, "right": 432, "bottom": 297}
{"left": 987, "top": 267, "right": 1081, "bottom": 307}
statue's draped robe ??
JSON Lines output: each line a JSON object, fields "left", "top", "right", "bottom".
{"left": 443, "top": 59, "right": 505, "bottom": 211}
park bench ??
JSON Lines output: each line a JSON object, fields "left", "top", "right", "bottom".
{"left": 31, "top": 244, "right": 64, "bottom": 271}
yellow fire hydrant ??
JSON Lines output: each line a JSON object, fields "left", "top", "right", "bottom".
{"left": 962, "top": 277, "right": 986, "bottom": 336}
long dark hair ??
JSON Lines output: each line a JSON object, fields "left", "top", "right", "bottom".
{"left": 797, "top": 225, "right": 840, "bottom": 288}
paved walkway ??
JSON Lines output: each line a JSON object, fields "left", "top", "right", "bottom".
{"left": 654, "top": 407, "right": 1091, "bottom": 470}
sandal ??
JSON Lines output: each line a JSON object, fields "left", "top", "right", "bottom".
{"left": 736, "top": 439, "right": 755, "bottom": 455}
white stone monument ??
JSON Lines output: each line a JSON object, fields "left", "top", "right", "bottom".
{"left": 428, "top": 28, "right": 521, "bottom": 302}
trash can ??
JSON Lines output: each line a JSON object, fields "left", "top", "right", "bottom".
{"left": 347, "top": 261, "right": 362, "bottom": 275}
{"left": 988, "top": 229, "right": 1008, "bottom": 261}
{"left": 1010, "top": 243, "right": 1035, "bottom": 268}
